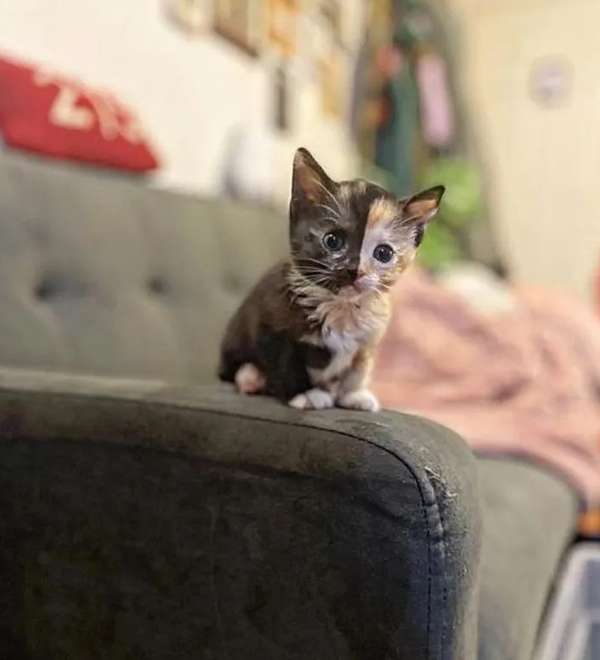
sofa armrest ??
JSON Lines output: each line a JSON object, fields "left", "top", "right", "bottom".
{"left": 0, "top": 368, "right": 481, "bottom": 660}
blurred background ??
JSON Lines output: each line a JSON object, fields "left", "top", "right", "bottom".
{"left": 1, "top": 0, "right": 599, "bottom": 304}
{"left": 1, "top": 6, "right": 600, "bottom": 652}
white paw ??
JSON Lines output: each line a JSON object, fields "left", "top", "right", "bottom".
{"left": 288, "top": 388, "right": 335, "bottom": 410}
{"left": 337, "top": 390, "right": 381, "bottom": 412}
{"left": 235, "top": 363, "right": 266, "bottom": 395}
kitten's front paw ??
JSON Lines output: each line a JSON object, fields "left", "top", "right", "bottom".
{"left": 337, "top": 390, "right": 381, "bottom": 412}
{"left": 235, "top": 363, "right": 266, "bottom": 395}
{"left": 289, "top": 388, "right": 335, "bottom": 410}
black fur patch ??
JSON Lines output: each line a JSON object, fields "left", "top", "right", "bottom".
{"left": 414, "top": 224, "right": 425, "bottom": 247}
{"left": 255, "top": 331, "right": 311, "bottom": 400}
{"left": 299, "top": 342, "right": 331, "bottom": 370}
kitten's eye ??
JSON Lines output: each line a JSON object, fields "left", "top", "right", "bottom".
{"left": 373, "top": 244, "right": 394, "bottom": 263}
{"left": 323, "top": 230, "right": 346, "bottom": 252}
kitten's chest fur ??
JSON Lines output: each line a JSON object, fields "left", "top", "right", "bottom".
{"left": 302, "top": 289, "right": 390, "bottom": 385}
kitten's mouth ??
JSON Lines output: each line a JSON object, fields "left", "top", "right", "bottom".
{"left": 310, "top": 275, "right": 374, "bottom": 295}
{"left": 352, "top": 278, "right": 373, "bottom": 293}
{"left": 339, "top": 280, "right": 373, "bottom": 297}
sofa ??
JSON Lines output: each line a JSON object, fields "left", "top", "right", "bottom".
{"left": 0, "top": 149, "right": 578, "bottom": 660}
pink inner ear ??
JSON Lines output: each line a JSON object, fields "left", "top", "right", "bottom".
{"left": 403, "top": 186, "right": 444, "bottom": 223}
{"left": 295, "top": 166, "right": 324, "bottom": 203}
{"left": 293, "top": 148, "right": 336, "bottom": 204}
{"left": 404, "top": 196, "right": 440, "bottom": 224}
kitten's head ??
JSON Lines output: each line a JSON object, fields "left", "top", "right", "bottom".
{"left": 289, "top": 148, "right": 444, "bottom": 294}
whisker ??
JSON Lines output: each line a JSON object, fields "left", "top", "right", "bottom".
{"left": 314, "top": 203, "right": 340, "bottom": 220}
{"left": 296, "top": 256, "right": 332, "bottom": 266}
{"left": 295, "top": 268, "right": 332, "bottom": 277}
{"left": 296, "top": 277, "right": 331, "bottom": 287}
{"left": 294, "top": 262, "right": 333, "bottom": 273}
{"left": 294, "top": 264, "right": 331, "bottom": 274}
{"left": 289, "top": 267, "right": 330, "bottom": 287}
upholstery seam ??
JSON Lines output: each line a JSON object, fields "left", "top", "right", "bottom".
{"left": 443, "top": 504, "right": 448, "bottom": 660}
{"left": 438, "top": 484, "right": 448, "bottom": 660}
{"left": 1, "top": 387, "right": 446, "bottom": 659}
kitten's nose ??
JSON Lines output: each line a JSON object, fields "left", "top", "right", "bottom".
{"left": 353, "top": 271, "right": 370, "bottom": 292}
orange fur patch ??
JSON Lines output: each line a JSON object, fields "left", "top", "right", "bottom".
{"left": 367, "top": 197, "right": 398, "bottom": 228}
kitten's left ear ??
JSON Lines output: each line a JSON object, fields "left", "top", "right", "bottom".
{"left": 403, "top": 185, "right": 445, "bottom": 225}
{"left": 291, "top": 147, "right": 337, "bottom": 206}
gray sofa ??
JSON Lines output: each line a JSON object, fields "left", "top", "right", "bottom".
{"left": 0, "top": 150, "right": 578, "bottom": 660}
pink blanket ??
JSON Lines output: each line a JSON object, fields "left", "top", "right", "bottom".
{"left": 373, "top": 269, "right": 600, "bottom": 518}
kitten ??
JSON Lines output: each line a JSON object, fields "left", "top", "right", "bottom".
{"left": 219, "top": 147, "right": 444, "bottom": 412}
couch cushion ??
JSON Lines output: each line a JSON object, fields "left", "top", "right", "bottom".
{"left": 0, "top": 150, "right": 286, "bottom": 381}
{"left": 0, "top": 367, "right": 481, "bottom": 660}
{"left": 477, "top": 458, "right": 578, "bottom": 660}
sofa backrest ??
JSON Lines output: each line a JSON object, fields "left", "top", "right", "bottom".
{"left": 0, "top": 151, "right": 287, "bottom": 382}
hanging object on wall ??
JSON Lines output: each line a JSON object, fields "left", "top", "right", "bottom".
{"left": 299, "top": 0, "right": 345, "bottom": 70}
{"left": 318, "top": 51, "right": 344, "bottom": 118}
{"left": 374, "top": 36, "right": 425, "bottom": 197}
{"left": 402, "top": 6, "right": 436, "bottom": 46}
{"left": 267, "top": 0, "right": 298, "bottom": 58}
{"left": 317, "top": 0, "right": 343, "bottom": 46}
{"left": 273, "top": 64, "right": 291, "bottom": 131}
{"left": 530, "top": 56, "right": 572, "bottom": 108}
{"left": 214, "top": 0, "right": 263, "bottom": 57}
{"left": 415, "top": 51, "right": 454, "bottom": 148}
{"left": 164, "top": 0, "right": 212, "bottom": 35}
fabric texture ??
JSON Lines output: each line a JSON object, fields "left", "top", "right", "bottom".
{"left": 0, "top": 54, "right": 158, "bottom": 172}
{"left": 0, "top": 148, "right": 581, "bottom": 659}
{"left": 477, "top": 459, "right": 577, "bottom": 660}
{"left": 372, "top": 268, "right": 600, "bottom": 516}
{"left": 0, "top": 149, "right": 285, "bottom": 381}
{"left": 0, "top": 368, "right": 481, "bottom": 660}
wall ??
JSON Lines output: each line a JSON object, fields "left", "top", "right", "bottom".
{"left": 447, "top": 0, "right": 600, "bottom": 301}
{"left": 0, "top": 0, "right": 365, "bottom": 204}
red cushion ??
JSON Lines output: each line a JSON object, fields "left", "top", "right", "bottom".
{"left": 0, "top": 54, "right": 159, "bottom": 172}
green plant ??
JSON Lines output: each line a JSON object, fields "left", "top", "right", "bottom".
{"left": 418, "top": 156, "right": 482, "bottom": 268}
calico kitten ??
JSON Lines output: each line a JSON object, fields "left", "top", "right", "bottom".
{"left": 219, "top": 148, "right": 444, "bottom": 412}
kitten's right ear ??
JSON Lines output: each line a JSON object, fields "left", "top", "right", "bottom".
{"left": 402, "top": 185, "right": 445, "bottom": 225}
{"left": 291, "top": 148, "right": 337, "bottom": 207}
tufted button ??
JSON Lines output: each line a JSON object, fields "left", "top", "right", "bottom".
{"left": 34, "top": 275, "right": 87, "bottom": 300}
{"left": 147, "top": 276, "right": 169, "bottom": 295}
{"left": 34, "top": 279, "right": 57, "bottom": 300}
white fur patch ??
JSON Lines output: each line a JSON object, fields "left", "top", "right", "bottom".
{"left": 360, "top": 222, "right": 416, "bottom": 277}
{"left": 296, "top": 285, "right": 389, "bottom": 389}
{"left": 311, "top": 327, "right": 359, "bottom": 385}
{"left": 337, "top": 389, "right": 380, "bottom": 412}
{"left": 235, "top": 363, "right": 266, "bottom": 395}
{"left": 290, "top": 268, "right": 390, "bottom": 401}
{"left": 289, "top": 388, "right": 335, "bottom": 410}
